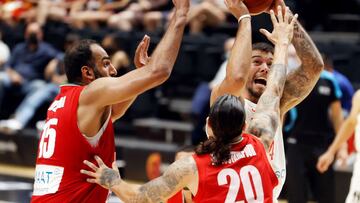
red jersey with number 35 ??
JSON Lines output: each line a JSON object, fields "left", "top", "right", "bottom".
{"left": 193, "top": 133, "right": 278, "bottom": 203}
{"left": 31, "top": 85, "right": 115, "bottom": 203}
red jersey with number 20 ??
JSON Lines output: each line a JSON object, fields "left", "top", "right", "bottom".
{"left": 31, "top": 85, "right": 115, "bottom": 203}
{"left": 193, "top": 133, "right": 278, "bottom": 203}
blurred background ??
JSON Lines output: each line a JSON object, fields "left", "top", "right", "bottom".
{"left": 0, "top": 0, "right": 359, "bottom": 202}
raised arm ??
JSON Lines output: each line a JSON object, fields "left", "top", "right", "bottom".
{"left": 272, "top": 1, "right": 324, "bottom": 114}
{"left": 317, "top": 90, "right": 360, "bottom": 173}
{"left": 81, "top": 155, "right": 197, "bottom": 203}
{"left": 210, "top": 0, "right": 251, "bottom": 105}
{"left": 111, "top": 35, "right": 151, "bottom": 121}
{"left": 82, "top": 0, "right": 189, "bottom": 109}
{"left": 247, "top": 7, "right": 297, "bottom": 151}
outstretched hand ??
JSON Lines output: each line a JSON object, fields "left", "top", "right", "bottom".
{"left": 259, "top": 6, "right": 298, "bottom": 45}
{"left": 316, "top": 151, "right": 334, "bottom": 173}
{"left": 80, "top": 156, "right": 121, "bottom": 190}
{"left": 134, "top": 35, "right": 151, "bottom": 69}
{"left": 224, "top": 0, "right": 249, "bottom": 19}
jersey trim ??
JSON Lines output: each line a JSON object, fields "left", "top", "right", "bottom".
{"left": 82, "top": 109, "right": 112, "bottom": 147}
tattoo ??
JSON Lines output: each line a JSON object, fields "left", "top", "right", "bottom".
{"left": 130, "top": 156, "right": 197, "bottom": 203}
{"left": 100, "top": 168, "right": 121, "bottom": 188}
{"left": 281, "top": 20, "right": 324, "bottom": 114}
{"left": 248, "top": 109, "right": 278, "bottom": 150}
{"left": 247, "top": 64, "right": 285, "bottom": 151}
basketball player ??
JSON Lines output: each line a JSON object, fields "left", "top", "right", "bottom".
{"left": 31, "top": 0, "right": 190, "bottom": 202}
{"left": 317, "top": 89, "right": 360, "bottom": 203}
{"left": 80, "top": 6, "right": 296, "bottom": 202}
{"left": 210, "top": 0, "right": 324, "bottom": 199}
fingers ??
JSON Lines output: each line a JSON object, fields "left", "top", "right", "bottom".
{"left": 277, "top": 5, "right": 283, "bottom": 22}
{"left": 83, "top": 160, "right": 98, "bottom": 171}
{"left": 86, "top": 178, "right": 97, "bottom": 184}
{"left": 143, "top": 35, "right": 150, "bottom": 53}
{"left": 259, "top": 28, "right": 271, "bottom": 39}
{"left": 112, "top": 161, "right": 119, "bottom": 172}
{"left": 80, "top": 169, "right": 97, "bottom": 178}
{"left": 284, "top": 7, "right": 289, "bottom": 23}
{"left": 269, "top": 10, "right": 277, "bottom": 25}
{"left": 95, "top": 155, "right": 105, "bottom": 167}
{"left": 319, "top": 163, "right": 328, "bottom": 173}
{"left": 290, "top": 13, "right": 298, "bottom": 27}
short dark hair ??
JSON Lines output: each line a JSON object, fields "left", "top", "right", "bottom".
{"left": 64, "top": 39, "right": 97, "bottom": 83}
{"left": 195, "top": 94, "right": 245, "bottom": 166}
{"left": 252, "top": 42, "right": 274, "bottom": 54}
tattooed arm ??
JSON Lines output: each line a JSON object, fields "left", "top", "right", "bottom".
{"left": 279, "top": 10, "right": 324, "bottom": 114}
{"left": 248, "top": 7, "right": 296, "bottom": 151}
{"left": 247, "top": 64, "right": 287, "bottom": 150}
{"left": 81, "top": 156, "right": 198, "bottom": 203}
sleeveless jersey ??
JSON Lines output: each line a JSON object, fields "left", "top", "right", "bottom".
{"left": 31, "top": 85, "right": 115, "bottom": 203}
{"left": 193, "top": 133, "right": 278, "bottom": 203}
{"left": 244, "top": 99, "right": 285, "bottom": 201}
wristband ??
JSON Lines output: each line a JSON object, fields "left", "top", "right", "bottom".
{"left": 238, "top": 14, "right": 251, "bottom": 23}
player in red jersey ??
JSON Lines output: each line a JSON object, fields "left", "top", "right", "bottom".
{"left": 31, "top": 0, "right": 190, "bottom": 202}
{"left": 80, "top": 6, "right": 296, "bottom": 202}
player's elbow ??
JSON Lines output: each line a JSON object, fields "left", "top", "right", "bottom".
{"left": 150, "top": 64, "right": 172, "bottom": 83}
{"left": 226, "top": 74, "right": 246, "bottom": 89}
{"left": 314, "top": 57, "right": 325, "bottom": 73}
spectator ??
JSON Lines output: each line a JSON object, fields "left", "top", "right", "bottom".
{"left": 187, "top": 0, "right": 227, "bottom": 34}
{"left": 101, "top": 34, "right": 130, "bottom": 74}
{"left": 0, "top": 22, "right": 58, "bottom": 133}
{"left": 108, "top": 0, "right": 170, "bottom": 31}
{"left": 286, "top": 70, "right": 344, "bottom": 203}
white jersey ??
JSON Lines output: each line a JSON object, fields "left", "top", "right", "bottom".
{"left": 244, "top": 99, "right": 286, "bottom": 201}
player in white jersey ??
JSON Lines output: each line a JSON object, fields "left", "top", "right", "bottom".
{"left": 317, "top": 90, "right": 360, "bottom": 203}
{"left": 211, "top": 0, "right": 324, "bottom": 200}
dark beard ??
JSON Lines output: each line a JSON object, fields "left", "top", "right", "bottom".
{"left": 93, "top": 66, "right": 103, "bottom": 79}
{"left": 247, "top": 87, "right": 262, "bottom": 102}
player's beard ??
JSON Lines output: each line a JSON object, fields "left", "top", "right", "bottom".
{"left": 93, "top": 66, "right": 103, "bottom": 79}
{"left": 247, "top": 86, "right": 263, "bottom": 102}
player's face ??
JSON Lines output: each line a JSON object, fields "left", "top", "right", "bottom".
{"left": 245, "top": 50, "right": 273, "bottom": 100}
{"left": 91, "top": 44, "right": 117, "bottom": 79}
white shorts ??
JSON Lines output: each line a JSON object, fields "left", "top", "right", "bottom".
{"left": 346, "top": 153, "right": 360, "bottom": 203}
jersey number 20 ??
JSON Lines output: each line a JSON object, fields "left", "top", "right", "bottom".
{"left": 217, "top": 165, "right": 264, "bottom": 203}
{"left": 38, "top": 118, "right": 58, "bottom": 158}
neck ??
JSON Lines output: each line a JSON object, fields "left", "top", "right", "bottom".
{"left": 243, "top": 90, "right": 259, "bottom": 104}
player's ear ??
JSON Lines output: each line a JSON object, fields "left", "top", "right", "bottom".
{"left": 205, "top": 117, "right": 214, "bottom": 139}
{"left": 81, "top": 66, "right": 95, "bottom": 81}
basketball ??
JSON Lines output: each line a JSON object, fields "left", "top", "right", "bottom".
{"left": 244, "top": 0, "right": 274, "bottom": 15}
